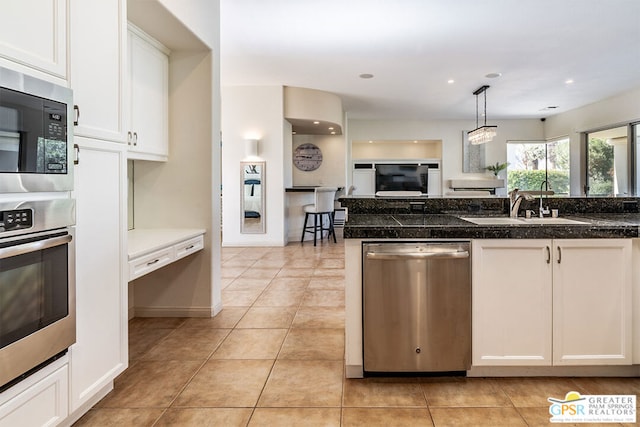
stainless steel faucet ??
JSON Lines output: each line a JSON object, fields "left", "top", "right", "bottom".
{"left": 539, "top": 180, "right": 551, "bottom": 218}
{"left": 508, "top": 189, "right": 533, "bottom": 218}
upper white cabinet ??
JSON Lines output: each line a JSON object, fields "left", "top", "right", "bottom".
{"left": 127, "top": 24, "right": 169, "bottom": 161}
{"left": 473, "top": 238, "right": 632, "bottom": 367}
{"left": 0, "top": 0, "right": 67, "bottom": 78}
{"left": 69, "top": 0, "right": 127, "bottom": 143}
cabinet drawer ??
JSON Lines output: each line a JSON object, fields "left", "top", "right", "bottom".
{"left": 175, "top": 235, "right": 204, "bottom": 260}
{"left": 0, "top": 363, "right": 68, "bottom": 427}
{"left": 129, "top": 246, "right": 174, "bottom": 281}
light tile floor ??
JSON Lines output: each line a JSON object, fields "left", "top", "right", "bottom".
{"left": 75, "top": 239, "right": 640, "bottom": 426}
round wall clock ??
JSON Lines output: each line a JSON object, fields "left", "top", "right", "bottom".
{"left": 293, "top": 143, "right": 323, "bottom": 171}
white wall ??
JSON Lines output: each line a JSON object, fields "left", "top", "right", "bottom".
{"left": 292, "top": 134, "right": 346, "bottom": 187}
{"left": 130, "top": 0, "right": 222, "bottom": 316}
{"left": 544, "top": 87, "right": 640, "bottom": 195}
{"left": 348, "top": 118, "right": 544, "bottom": 195}
{"left": 222, "top": 85, "right": 287, "bottom": 246}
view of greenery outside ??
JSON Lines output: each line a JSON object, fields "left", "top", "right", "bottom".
{"left": 587, "top": 137, "right": 614, "bottom": 196}
{"left": 507, "top": 139, "right": 570, "bottom": 195}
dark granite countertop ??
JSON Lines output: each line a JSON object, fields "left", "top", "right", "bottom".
{"left": 343, "top": 213, "right": 640, "bottom": 239}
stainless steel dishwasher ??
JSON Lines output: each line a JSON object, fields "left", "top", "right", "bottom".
{"left": 363, "top": 241, "right": 471, "bottom": 373}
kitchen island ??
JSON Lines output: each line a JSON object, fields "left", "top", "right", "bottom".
{"left": 340, "top": 195, "right": 640, "bottom": 378}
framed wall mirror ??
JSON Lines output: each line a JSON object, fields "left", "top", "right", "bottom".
{"left": 241, "top": 161, "right": 266, "bottom": 233}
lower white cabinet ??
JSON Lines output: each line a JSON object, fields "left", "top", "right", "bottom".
{"left": 70, "top": 138, "right": 128, "bottom": 412}
{"left": 0, "top": 358, "right": 68, "bottom": 427}
{"left": 472, "top": 239, "right": 632, "bottom": 367}
{"left": 352, "top": 168, "right": 375, "bottom": 195}
{"left": 552, "top": 239, "right": 632, "bottom": 365}
{"left": 472, "top": 240, "right": 552, "bottom": 366}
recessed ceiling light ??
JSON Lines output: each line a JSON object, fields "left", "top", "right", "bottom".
{"left": 447, "top": 79, "right": 455, "bottom": 84}
{"left": 413, "top": 140, "right": 418, "bottom": 143}
{"left": 368, "top": 140, "right": 373, "bottom": 143}
{"left": 359, "top": 73, "right": 374, "bottom": 79}
{"left": 313, "top": 121, "right": 320, "bottom": 125}
{"left": 485, "top": 72, "right": 502, "bottom": 79}
{"left": 565, "top": 79, "right": 574, "bottom": 84}
{"left": 331, "top": 131, "right": 336, "bottom": 135}
{"left": 328, "top": 127, "right": 334, "bottom": 130}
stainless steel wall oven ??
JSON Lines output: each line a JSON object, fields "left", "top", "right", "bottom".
{"left": 0, "top": 199, "right": 75, "bottom": 390}
{"left": 0, "top": 64, "right": 76, "bottom": 392}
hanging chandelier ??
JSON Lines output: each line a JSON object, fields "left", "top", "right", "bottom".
{"left": 468, "top": 85, "right": 497, "bottom": 145}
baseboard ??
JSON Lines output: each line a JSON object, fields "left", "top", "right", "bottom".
{"left": 62, "top": 381, "right": 113, "bottom": 427}
{"left": 212, "top": 301, "right": 224, "bottom": 316}
{"left": 345, "top": 364, "right": 364, "bottom": 379}
{"left": 467, "top": 365, "right": 640, "bottom": 377}
{"left": 134, "top": 306, "right": 213, "bottom": 318}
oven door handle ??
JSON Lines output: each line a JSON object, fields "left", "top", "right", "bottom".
{"left": 0, "top": 234, "right": 72, "bottom": 260}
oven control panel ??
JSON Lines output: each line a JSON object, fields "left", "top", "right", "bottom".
{"left": 0, "top": 208, "right": 33, "bottom": 232}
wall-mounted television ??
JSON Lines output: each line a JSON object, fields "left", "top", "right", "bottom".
{"left": 375, "top": 164, "right": 429, "bottom": 193}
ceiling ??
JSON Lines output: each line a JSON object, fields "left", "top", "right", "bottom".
{"left": 220, "top": 0, "right": 640, "bottom": 123}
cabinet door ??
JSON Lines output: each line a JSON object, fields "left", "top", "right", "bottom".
{"left": 69, "top": 0, "right": 127, "bottom": 143}
{"left": 553, "top": 239, "right": 632, "bottom": 365}
{"left": 427, "top": 168, "right": 441, "bottom": 196}
{"left": 472, "top": 240, "right": 553, "bottom": 366}
{"left": 0, "top": 361, "right": 68, "bottom": 427}
{"left": 0, "top": 0, "right": 66, "bottom": 78}
{"left": 128, "top": 26, "right": 169, "bottom": 161}
{"left": 70, "top": 138, "right": 128, "bottom": 411}
{"left": 352, "top": 169, "right": 375, "bottom": 195}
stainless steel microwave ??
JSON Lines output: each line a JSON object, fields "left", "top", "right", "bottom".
{"left": 0, "top": 67, "right": 74, "bottom": 193}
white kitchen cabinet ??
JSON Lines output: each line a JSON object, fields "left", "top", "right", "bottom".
{"left": 69, "top": 0, "right": 127, "bottom": 143}
{"left": 473, "top": 238, "right": 632, "bottom": 367}
{"left": 127, "top": 24, "right": 169, "bottom": 161}
{"left": 352, "top": 168, "right": 375, "bottom": 195}
{"left": 472, "top": 239, "right": 553, "bottom": 366}
{"left": 0, "top": 0, "right": 67, "bottom": 79}
{"left": 0, "top": 357, "right": 68, "bottom": 427}
{"left": 552, "top": 239, "right": 632, "bottom": 365}
{"left": 70, "top": 137, "right": 128, "bottom": 412}
{"left": 427, "top": 168, "right": 441, "bottom": 196}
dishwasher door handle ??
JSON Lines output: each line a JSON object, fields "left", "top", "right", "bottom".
{"left": 365, "top": 250, "right": 470, "bottom": 260}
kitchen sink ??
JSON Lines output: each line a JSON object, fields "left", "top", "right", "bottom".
{"left": 519, "top": 217, "right": 589, "bottom": 225}
{"left": 460, "top": 216, "right": 590, "bottom": 226}
{"left": 460, "top": 217, "right": 527, "bottom": 225}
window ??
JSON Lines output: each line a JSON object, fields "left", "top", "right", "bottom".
{"left": 586, "top": 126, "right": 627, "bottom": 196}
{"left": 507, "top": 138, "right": 570, "bottom": 195}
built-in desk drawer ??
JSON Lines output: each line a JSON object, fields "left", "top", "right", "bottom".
{"left": 128, "top": 229, "right": 206, "bottom": 282}
{"left": 175, "top": 235, "right": 204, "bottom": 260}
{"left": 129, "top": 246, "right": 174, "bottom": 281}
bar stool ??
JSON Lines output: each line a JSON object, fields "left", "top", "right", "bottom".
{"left": 300, "top": 187, "right": 338, "bottom": 246}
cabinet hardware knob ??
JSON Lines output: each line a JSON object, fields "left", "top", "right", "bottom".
{"left": 127, "top": 131, "right": 132, "bottom": 145}
{"left": 557, "top": 246, "right": 562, "bottom": 264}
{"left": 546, "top": 246, "right": 551, "bottom": 264}
{"left": 147, "top": 259, "right": 160, "bottom": 266}
{"left": 133, "top": 132, "right": 138, "bottom": 146}
{"left": 73, "top": 144, "right": 80, "bottom": 165}
{"left": 73, "top": 105, "right": 80, "bottom": 126}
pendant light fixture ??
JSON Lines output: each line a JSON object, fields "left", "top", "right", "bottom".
{"left": 468, "top": 85, "right": 497, "bottom": 145}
